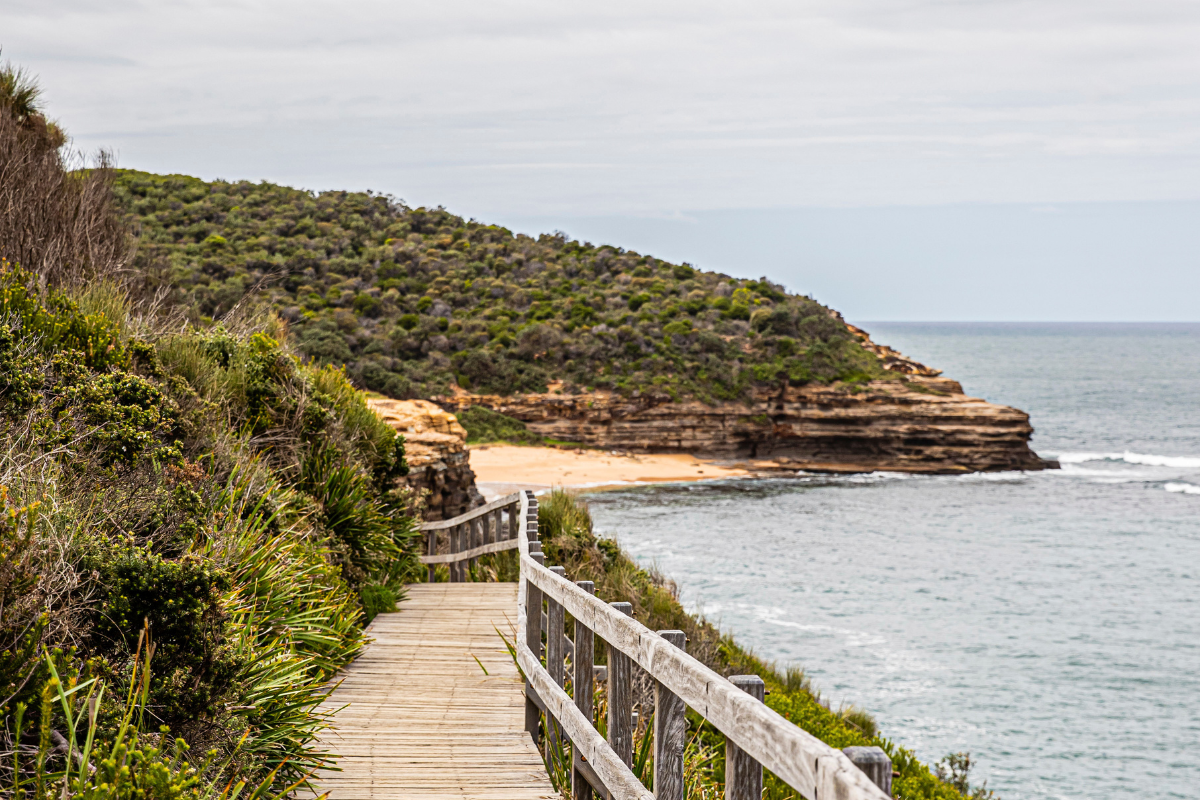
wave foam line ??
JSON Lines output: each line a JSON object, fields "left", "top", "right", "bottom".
{"left": 1165, "top": 482, "right": 1200, "bottom": 495}
{"left": 1054, "top": 451, "right": 1200, "bottom": 468}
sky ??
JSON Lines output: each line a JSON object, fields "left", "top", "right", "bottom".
{"left": 5, "top": 0, "right": 1199, "bottom": 320}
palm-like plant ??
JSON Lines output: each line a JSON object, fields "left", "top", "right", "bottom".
{"left": 0, "top": 56, "right": 42, "bottom": 122}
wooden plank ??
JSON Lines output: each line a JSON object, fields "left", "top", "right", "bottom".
{"left": 607, "top": 602, "right": 634, "bottom": 767}
{"left": 311, "top": 583, "right": 558, "bottom": 800}
{"left": 572, "top": 581, "right": 596, "bottom": 800}
{"left": 726, "top": 675, "right": 765, "bottom": 800}
{"left": 654, "top": 630, "right": 688, "bottom": 800}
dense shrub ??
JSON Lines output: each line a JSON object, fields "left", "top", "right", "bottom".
{"left": 113, "top": 171, "right": 894, "bottom": 403}
{"left": 456, "top": 406, "right": 544, "bottom": 445}
{"left": 0, "top": 60, "right": 423, "bottom": 798}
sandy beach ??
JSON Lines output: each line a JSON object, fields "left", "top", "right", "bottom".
{"left": 469, "top": 445, "right": 754, "bottom": 499}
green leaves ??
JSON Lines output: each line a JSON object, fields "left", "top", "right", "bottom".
{"left": 112, "top": 170, "right": 897, "bottom": 404}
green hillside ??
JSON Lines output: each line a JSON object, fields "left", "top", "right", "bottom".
{"left": 1, "top": 66, "right": 418, "bottom": 797}
{"left": 115, "top": 171, "right": 890, "bottom": 402}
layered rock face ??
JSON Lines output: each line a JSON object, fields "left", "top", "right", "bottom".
{"left": 437, "top": 377, "right": 1054, "bottom": 474}
{"left": 368, "top": 398, "right": 482, "bottom": 519}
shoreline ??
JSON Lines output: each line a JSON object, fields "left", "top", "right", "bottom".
{"left": 469, "top": 444, "right": 765, "bottom": 500}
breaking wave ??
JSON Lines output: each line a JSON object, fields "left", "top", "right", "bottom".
{"left": 1053, "top": 451, "right": 1200, "bottom": 469}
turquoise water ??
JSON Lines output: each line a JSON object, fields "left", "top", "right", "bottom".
{"left": 583, "top": 323, "right": 1200, "bottom": 800}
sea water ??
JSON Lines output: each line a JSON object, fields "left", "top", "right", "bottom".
{"left": 582, "top": 323, "right": 1200, "bottom": 800}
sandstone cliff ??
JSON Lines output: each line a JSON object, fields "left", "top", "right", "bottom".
{"left": 368, "top": 398, "right": 482, "bottom": 519}
{"left": 436, "top": 377, "right": 1054, "bottom": 474}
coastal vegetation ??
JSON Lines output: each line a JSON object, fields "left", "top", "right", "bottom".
{"left": 456, "top": 405, "right": 545, "bottom": 446}
{"left": 0, "top": 62, "right": 417, "bottom": 798}
{"left": 112, "top": 171, "right": 891, "bottom": 404}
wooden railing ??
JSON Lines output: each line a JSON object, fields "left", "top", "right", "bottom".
{"left": 417, "top": 492, "right": 524, "bottom": 582}
{"left": 419, "top": 491, "right": 893, "bottom": 800}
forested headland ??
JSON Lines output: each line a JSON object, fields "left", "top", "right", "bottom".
{"left": 113, "top": 170, "right": 894, "bottom": 403}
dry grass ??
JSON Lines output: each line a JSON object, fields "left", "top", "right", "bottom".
{"left": 0, "top": 111, "right": 130, "bottom": 290}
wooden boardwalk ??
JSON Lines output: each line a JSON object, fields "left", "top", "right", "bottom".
{"left": 312, "top": 583, "right": 559, "bottom": 800}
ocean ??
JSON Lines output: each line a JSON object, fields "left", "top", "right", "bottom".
{"left": 582, "top": 322, "right": 1200, "bottom": 800}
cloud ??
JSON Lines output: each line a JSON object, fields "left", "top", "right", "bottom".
{"left": 4, "top": 0, "right": 1200, "bottom": 214}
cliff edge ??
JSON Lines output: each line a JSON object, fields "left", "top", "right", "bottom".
{"left": 437, "top": 377, "right": 1053, "bottom": 474}
{"left": 368, "top": 398, "right": 482, "bottom": 518}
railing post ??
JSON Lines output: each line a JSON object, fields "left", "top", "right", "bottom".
{"left": 524, "top": 496, "right": 544, "bottom": 744}
{"left": 426, "top": 528, "right": 436, "bottom": 583}
{"left": 572, "top": 580, "right": 596, "bottom": 800}
{"left": 608, "top": 601, "right": 634, "bottom": 766}
{"left": 506, "top": 501, "right": 518, "bottom": 540}
{"left": 469, "top": 516, "right": 481, "bottom": 577}
{"left": 654, "top": 630, "right": 688, "bottom": 800}
{"left": 726, "top": 675, "right": 765, "bottom": 800}
{"left": 525, "top": 491, "right": 539, "bottom": 541}
{"left": 452, "top": 524, "right": 463, "bottom": 582}
{"left": 546, "top": 566, "right": 567, "bottom": 749}
{"left": 843, "top": 746, "right": 894, "bottom": 795}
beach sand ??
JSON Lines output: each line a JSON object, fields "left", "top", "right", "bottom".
{"left": 469, "top": 445, "right": 754, "bottom": 500}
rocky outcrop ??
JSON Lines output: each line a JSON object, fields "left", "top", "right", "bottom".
{"left": 436, "top": 378, "right": 1055, "bottom": 474}
{"left": 368, "top": 398, "right": 482, "bottom": 519}
{"left": 845, "top": 324, "right": 943, "bottom": 377}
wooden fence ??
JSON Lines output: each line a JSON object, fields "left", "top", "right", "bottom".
{"left": 418, "top": 492, "right": 893, "bottom": 800}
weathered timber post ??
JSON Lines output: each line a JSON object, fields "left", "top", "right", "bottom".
{"left": 448, "top": 525, "right": 458, "bottom": 582}
{"left": 469, "top": 516, "right": 482, "bottom": 577}
{"left": 654, "top": 630, "right": 688, "bottom": 800}
{"left": 546, "top": 566, "right": 567, "bottom": 748}
{"left": 455, "top": 523, "right": 466, "bottom": 582}
{"left": 726, "top": 675, "right": 765, "bottom": 800}
{"left": 608, "top": 601, "right": 634, "bottom": 766}
{"left": 525, "top": 491, "right": 539, "bottom": 542}
{"left": 426, "top": 528, "right": 436, "bottom": 583}
{"left": 573, "top": 580, "right": 596, "bottom": 800}
{"left": 843, "top": 746, "right": 893, "bottom": 795}
{"left": 489, "top": 509, "right": 500, "bottom": 545}
{"left": 524, "top": 493, "right": 543, "bottom": 744}
{"left": 506, "top": 501, "right": 518, "bottom": 540}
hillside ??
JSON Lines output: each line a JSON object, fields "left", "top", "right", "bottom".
{"left": 114, "top": 171, "right": 897, "bottom": 403}
{"left": 1, "top": 67, "right": 418, "bottom": 797}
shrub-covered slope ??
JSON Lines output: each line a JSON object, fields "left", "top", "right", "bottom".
{"left": 1, "top": 64, "right": 420, "bottom": 799}
{"left": 0, "top": 264, "right": 420, "bottom": 795}
{"left": 114, "top": 171, "right": 891, "bottom": 402}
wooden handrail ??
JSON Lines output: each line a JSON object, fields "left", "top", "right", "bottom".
{"left": 419, "top": 537, "right": 518, "bottom": 564}
{"left": 418, "top": 492, "right": 522, "bottom": 530}
{"left": 419, "top": 492, "right": 522, "bottom": 580}
{"left": 513, "top": 490, "right": 892, "bottom": 800}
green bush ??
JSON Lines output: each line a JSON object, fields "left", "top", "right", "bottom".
{"left": 457, "top": 405, "right": 543, "bottom": 445}
{"left": 111, "top": 171, "right": 895, "bottom": 403}
{"left": 359, "top": 584, "right": 397, "bottom": 623}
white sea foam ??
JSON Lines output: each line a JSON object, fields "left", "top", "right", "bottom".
{"left": 952, "top": 470, "right": 1028, "bottom": 482}
{"left": 1057, "top": 464, "right": 1150, "bottom": 479}
{"left": 1164, "top": 482, "right": 1200, "bottom": 495}
{"left": 1053, "top": 451, "right": 1200, "bottom": 468}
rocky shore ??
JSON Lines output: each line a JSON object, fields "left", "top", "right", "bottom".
{"left": 437, "top": 376, "right": 1055, "bottom": 474}
{"left": 368, "top": 398, "right": 482, "bottom": 519}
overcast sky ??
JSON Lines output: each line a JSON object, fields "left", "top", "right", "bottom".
{"left": 5, "top": 0, "right": 1199, "bottom": 319}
